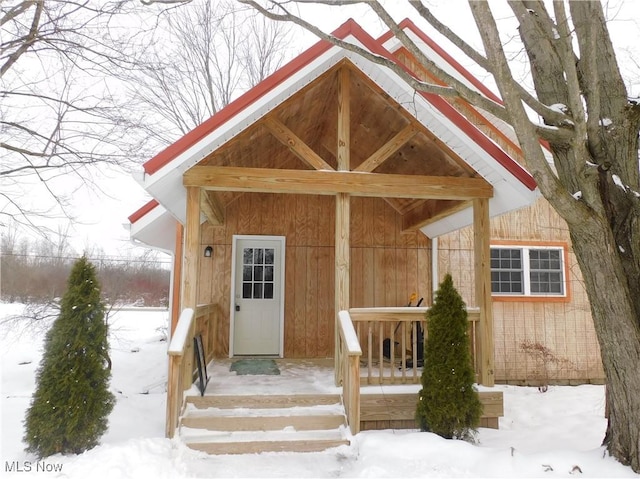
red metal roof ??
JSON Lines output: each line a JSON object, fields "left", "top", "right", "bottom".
{"left": 128, "top": 199, "right": 159, "bottom": 224}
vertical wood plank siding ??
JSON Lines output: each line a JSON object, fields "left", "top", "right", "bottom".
{"left": 438, "top": 198, "right": 604, "bottom": 384}
{"left": 198, "top": 193, "right": 431, "bottom": 358}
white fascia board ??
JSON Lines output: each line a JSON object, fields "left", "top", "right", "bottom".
{"left": 130, "top": 203, "right": 178, "bottom": 252}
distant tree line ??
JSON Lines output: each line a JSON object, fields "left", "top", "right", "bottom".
{"left": 1, "top": 231, "right": 169, "bottom": 307}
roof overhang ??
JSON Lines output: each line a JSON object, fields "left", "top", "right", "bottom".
{"left": 129, "top": 18, "right": 539, "bottom": 250}
{"left": 128, "top": 200, "right": 177, "bottom": 253}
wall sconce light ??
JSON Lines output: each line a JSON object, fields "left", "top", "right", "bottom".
{"left": 204, "top": 246, "right": 213, "bottom": 257}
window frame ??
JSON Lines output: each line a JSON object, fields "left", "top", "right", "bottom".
{"left": 490, "top": 242, "right": 570, "bottom": 302}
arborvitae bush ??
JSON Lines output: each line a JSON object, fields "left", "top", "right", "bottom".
{"left": 24, "top": 256, "right": 115, "bottom": 457}
{"left": 416, "top": 273, "right": 482, "bottom": 441}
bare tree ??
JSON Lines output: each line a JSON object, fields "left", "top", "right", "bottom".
{"left": 0, "top": 1, "right": 152, "bottom": 231}
{"left": 126, "top": 0, "right": 292, "bottom": 146}
{"left": 241, "top": 0, "right": 640, "bottom": 471}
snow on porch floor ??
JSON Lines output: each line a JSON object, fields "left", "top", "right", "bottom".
{"left": 196, "top": 358, "right": 342, "bottom": 397}
{"left": 195, "top": 358, "right": 440, "bottom": 397}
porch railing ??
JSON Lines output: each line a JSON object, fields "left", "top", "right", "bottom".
{"left": 337, "top": 310, "right": 362, "bottom": 435}
{"left": 165, "top": 303, "right": 218, "bottom": 438}
{"left": 166, "top": 308, "right": 194, "bottom": 438}
{"left": 348, "top": 307, "right": 480, "bottom": 385}
{"left": 336, "top": 306, "right": 480, "bottom": 434}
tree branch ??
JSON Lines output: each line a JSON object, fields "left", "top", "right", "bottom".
{"left": 1, "top": 0, "right": 43, "bottom": 78}
{"left": 238, "top": 0, "right": 459, "bottom": 98}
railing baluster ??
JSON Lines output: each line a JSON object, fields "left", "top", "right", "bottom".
{"left": 400, "top": 321, "right": 406, "bottom": 381}
{"left": 367, "top": 321, "right": 373, "bottom": 384}
{"left": 378, "top": 321, "right": 384, "bottom": 384}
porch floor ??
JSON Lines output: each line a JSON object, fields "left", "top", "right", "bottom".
{"left": 199, "top": 358, "right": 341, "bottom": 397}
{"left": 198, "top": 358, "right": 426, "bottom": 397}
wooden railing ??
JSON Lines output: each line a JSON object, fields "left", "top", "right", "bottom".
{"left": 165, "top": 303, "right": 218, "bottom": 438}
{"left": 337, "top": 310, "right": 362, "bottom": 435}
{"left": 166, "top": 308, "right": 194, "bottom": 438}
{"left": 348, "top": 307, "right": 479, "bottom": 385}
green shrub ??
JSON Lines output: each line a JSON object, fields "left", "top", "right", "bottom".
{"left": 416, "top": 273, "right": 482, "bottom": 441}
{"left": 24, "top": 256, "right": 115, "bottom": 457}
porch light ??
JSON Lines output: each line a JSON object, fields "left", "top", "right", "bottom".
{"left": 204, "top": 246, "right": 213, "bottom": 257}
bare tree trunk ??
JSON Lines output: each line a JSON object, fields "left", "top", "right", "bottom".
{"left": 568, "top": 217, "right": 640, "bottom": 469}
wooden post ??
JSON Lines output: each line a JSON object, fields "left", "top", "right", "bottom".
{"left": 335, "top": 192, "right": 350, "bottom": 384}
{"left": 182, "top": 186, "right": 201, "bottom": 390}
{"left": 335, "top": 64, "right": 351, "bottom": 384}
{"left": 337, "top": 65, "right": 350, "bottom": 171}
{"left": 170, "top": 222, "right": 184, "bottom": 335}
{"left": 473, "top": 198, "right": 495, "bottom": 386}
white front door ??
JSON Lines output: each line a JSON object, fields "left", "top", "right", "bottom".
{"left": 231, "top": 236, "right": 285, "bottom": 356}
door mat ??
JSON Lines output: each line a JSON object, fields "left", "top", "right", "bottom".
{"left": 230, "top": 359, "right": 281, "bottom": 376}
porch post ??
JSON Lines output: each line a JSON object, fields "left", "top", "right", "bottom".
{"left": 335, "top": 65, "right": 351, "bottom": 385}
{"left": 170, "top": 222, "right": 184, "bottom": 336}
{"left": 182, "top": 186, "right": 201, "bottom": 389}
{"left": 473, "top": 197, "right": 495, "bottom": 386}
{"left": 335, "top": 193, "right": 350, "bottom": 384}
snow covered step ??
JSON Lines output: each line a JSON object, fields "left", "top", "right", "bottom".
{"left": 182, "top": 412, "right": 346, "bottom": 432}
{"left": 182, "top": 428, "right": 350, "bottom": 454}
{"left": 179, "top": 393, "right": 350, "bottom": 454}
{"left": 185, "top": 393, "right": 342, "bottom": 409}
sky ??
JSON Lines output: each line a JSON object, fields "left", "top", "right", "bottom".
{"left": 4, "top": 0, "right": 639, "bottom": 258}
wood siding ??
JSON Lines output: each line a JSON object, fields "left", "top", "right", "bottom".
{"left": 198, "top": 193, "right": 431, "bottom": 358}
{"left": 438, "top": 198, "right": 604, "bottom": 384}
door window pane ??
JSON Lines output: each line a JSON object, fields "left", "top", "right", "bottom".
{"left": 241, "top": 246, "right": 276, "bottom": 299}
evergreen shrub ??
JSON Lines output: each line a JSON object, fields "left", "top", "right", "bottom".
{"left": 415, "top": 273, "right": 482, "bottom": 441}
{"left": 24, "top": 256, "right": 115, "bottom": 457}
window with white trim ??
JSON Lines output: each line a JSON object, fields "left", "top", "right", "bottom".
{"left": 490, "top": 246, "right": 566, "bottom": 296}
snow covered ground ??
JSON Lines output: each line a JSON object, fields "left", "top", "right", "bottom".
{"left": 1, "top": 303, "right": 637, "bottom": 478}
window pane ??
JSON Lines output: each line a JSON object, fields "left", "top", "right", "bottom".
{"left": 253, "top": 283, "right": 263, "bottom": 299}
{"left": 529, "top": 248, "right": 564, "bottom": 295}
{"left": 243, "top": 266, "right": 252, "bottom": 281}
{"left": 264, "top": 266, "right": 274, "bottom": 281}
{"left": 491, "top": 248, "right": 523, "bottom": 294}
{"left": 242, "top": 283, "right": 252, "bottom": 299}
{"left": 265, "top": 248, "right": 274, "bottom": 265}
{"left": 254, "top": 266, "right": 263, "bottom": 281}
{"left": 243, "top": 248, "right": 253, "bottom": 265}
{"left": 264, "top": 282, "right": 274, "bottom": 299}
{"left": 254, "top": 248, "right": 264, "bottom": 265}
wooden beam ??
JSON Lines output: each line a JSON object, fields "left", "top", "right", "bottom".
{"left": 200, "top": 190, "right": 225, "bottom": 225}
{"left": 354, "top": 124, "right": 418, "bottom": 172}
{"left": 473, "top": 197, "right": 495, "bottom": 387}
{"left": 184, "top": 166, "right": 493, "bottom": 200}
{"left": 335, "top": 192, "right": 350, "bottom": 384}
{"left": 263, "top": 117, "right": 335, "bottom": 171}
{"left": 170, "top": 222, "right": 184, "bottom": 335}
{"left": 401, "top": 200, "right": 471, "bottom": 232}
{"left": 337, "top": 66, "right": 350, "bottom": 171}
{"left": 181, "top": 186, "right": 201, "bottom": 390}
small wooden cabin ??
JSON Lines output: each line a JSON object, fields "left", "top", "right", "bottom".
{"left": 128, "top": 19, "right": 600, "bottom": 451}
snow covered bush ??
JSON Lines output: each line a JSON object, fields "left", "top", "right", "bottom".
{"left": 415, "top": 273, "right": 481, "bottom": 441}
{"left": 24, "top": 256, "right": 115, "bottom": 457}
